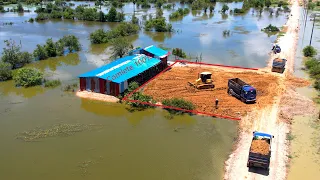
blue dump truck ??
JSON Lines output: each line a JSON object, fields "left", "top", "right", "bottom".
{"left": 247, "top": 131, "right": 274, "bottom": 170}
{"left": 271, "top": 58, "right": 287, "bottom": 73}
{"left": 227, "top": 78, "right": 256, "bottom": 103}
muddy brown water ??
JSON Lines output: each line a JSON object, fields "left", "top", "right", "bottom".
{"left": 0, "top": 1, "right": 291, "bottom": 179}
{"left": 287, "top": 7, "right": 320, "bottom": 179}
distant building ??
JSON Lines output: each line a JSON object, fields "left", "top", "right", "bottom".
{"left": 78, "top": 45, "right": 170, "bottom": 97}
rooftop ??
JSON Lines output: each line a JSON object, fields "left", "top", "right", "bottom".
{"left": 79, "top": 54, "right": 161, "bottom": 83}
{"left": 144, "top": 45, "right": 169, "bottom": 58}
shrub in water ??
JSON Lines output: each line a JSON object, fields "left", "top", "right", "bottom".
{"left": 13, "top": 68, "right": 43, "bottom": 87}
{"left": 44, "top": 79, "right": 61, "bottom": 88}
{"left": 303, "top": 45, "right": 317, "bottom": 57}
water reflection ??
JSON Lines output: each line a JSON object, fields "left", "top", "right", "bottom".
{"left": 0, "top": 80, "right": 46, "bottom": 98}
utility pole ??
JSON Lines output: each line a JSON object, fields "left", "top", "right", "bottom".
{"left": 309, "top": 16, "right": 316, "bottom": 46}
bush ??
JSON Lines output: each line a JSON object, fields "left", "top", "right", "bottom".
{"left": 44, "top": 79, "right": 61, "bottom": 88}
{"left": 144, "top": 18, "right": 173, "bottom": 32}
{"left": 13, "top": 68, "right": 43, "bottom": 87}
{"left": 234, "top": 8, "right": 245, "bottom": 14}
{"left": 172, "top": 48, "right": 187, "bottom": 58}
{"left": 0, "top": 61, "right": 12, "bottom": 81}
{"left": 28, "top": 18, "right": 34, "bottom": 23}
{"left": 221, "top": 4, "right": 229, "bottom": 13}
{"left": 303, "top": 46, "right": 317, "bottom": 57}
{"left": 263, "top": 24, "right": 280, "bottom": 32}
{"left": 90, "top": 23, "right": 139, "bottom": 44}
{"left": 162, "top": 98, "right": 195, "bottom": 115}
{"left": 63, "top": 83, "right": 78, "bottom": 92}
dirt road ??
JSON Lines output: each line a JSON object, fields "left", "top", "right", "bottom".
{"left": 224, "top": 0, "right": 307, "bottom": 180}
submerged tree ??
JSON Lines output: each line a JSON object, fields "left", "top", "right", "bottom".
{"left": 110, "top": 37, "right": 133, "bottom": 59}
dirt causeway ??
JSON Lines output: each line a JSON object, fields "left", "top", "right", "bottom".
{"left": 142, "top": 65, "right": 283, "bottom": 118}
{"left": 250, "top": 139, "right": 270, "bottom": 155}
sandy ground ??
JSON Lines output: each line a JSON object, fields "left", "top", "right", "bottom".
{"left": 143, "top": 66, "right": 283, "bottom": 118}
{"left": 224, "top": 0, "right": 317, "bottom": 180}
{"left": 76, "top": 91, "right": 120, "bottom": 103}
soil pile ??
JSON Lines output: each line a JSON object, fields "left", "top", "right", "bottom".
{"left": 142, "top": 66, "right": 282, "bottom": 118}
{"left": 250, "top": 139, "right": 270, "bottom": 155}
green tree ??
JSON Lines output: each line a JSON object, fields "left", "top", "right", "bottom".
{"left": 110, "top": 37, "right": 133, "bottom": 59}
{"left": 0, "top": 62, "right": 12, "bottom": 81}
{"left": 45, "top": 38, "right": 57, "bottom": 57}
{"left": 107, "top": 6, "right": 117, "bottom": 22}
{"left": 156, "top": 8, "right": 163, "bottom": 18}
{"left": 303, "top": 46, "right": 317, "bottom": 57}
{"left": 221, "top": 4, "right": 229, "bottom": 13}
{"left": 13, "top": 68, "right": 43, "bottom": 87}
{"left": 162, "top": 98, "right": 195, "bottom": 115}
{"left": 1, "top": 40, "right": 33, "bottom": 69}
{"left": 209, "top": 5, "right": 214, "bottom": 13}
{"left": 265, "top": 0, "right": 271, "bottom": 8}
{"left": 34, "top": 44, "right": 48, "bottom": 60}
{"left": 17, "top": 3, "right": 24, "bottom": 12}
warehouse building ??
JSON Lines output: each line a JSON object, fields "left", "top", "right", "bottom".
{"left": 78, "top": 45, "right": 170, "bottom": 96}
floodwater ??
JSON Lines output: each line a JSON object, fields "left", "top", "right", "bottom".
{"left": 0, "top": 1, "right": 291, "bottom": 180}
{"left": 287, "top": 7, "right": 320, "bottom": 180}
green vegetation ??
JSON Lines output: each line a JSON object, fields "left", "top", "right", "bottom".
{"left": 16, "top": 123, "right": 104, "bottom": 142}
{"left": 13, "top": 67, "right": 43, "bottom": 87}
{"left": 286, "top": 132, "right": 295, "bottom": 141}
{"left": 162, "top": 98, "right": 195, "bottom": 115}
{"left": 63, "top": 83, "right": 78, "bottom": 92}
{"left": 44, "top": 79, "right": 61, "bottom": 88}
{"left": 263, "top": 24, "right": 280, "bottom": 32}
{"left": 90, "top": 23, "right": 139, "bottom": 44}
{"left": 172, "top": 48, "right": 187, "bottom": 58}
{"left": 144, "top": 16, "right": 173, "bottom": 32}
{"left": 0, "top": 62, "right": 12, "bottom": 81}
{"left": 303, "top": 45, "right": 317, "bottom": 57}
{"left": 1, "top": 39, "right": 33, "bottom": 69}
{"left": 308, "top": 2, "right": 316, "bottom": 10}
{"left": 221, "top": 4, "right": 229, "bottom": 13}
{"left": 28, "top": 17, "right": 34, "bottom": 23}
{"left": 35, "top": 2, "right": 124, "bottom": 22}
{"left": 169, "top": 8, "right": 190, "bottom": 19}
{"left": 110, "top": 37, "right": 134, "bottom": 59}
{"left": 33, "top": 35, "right": 81, "bottom": 60}
{"left": 124, "top": 81, "right": 156, "bottom": 110}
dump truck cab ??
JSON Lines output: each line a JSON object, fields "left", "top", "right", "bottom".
{"left": 242, "top": 85, "right": 257, "bottom": 102}
{"left": 228, "top": 78, "right": 256, "bottom": 103}
{"left": 247, "top": 131, "right": 274, "bottom": 170}
{"left": 200, "top": 72, "right": 213, "bottom": 84}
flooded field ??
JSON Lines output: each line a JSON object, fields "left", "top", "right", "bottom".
{"left": 0, "top": 1, "right": 293, "bottom": 179}
{"left": 288, "top": 7, "right": 320, "bottom": 180}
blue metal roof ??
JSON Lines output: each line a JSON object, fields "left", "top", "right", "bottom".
{"left": 254, "top": 132, "right": 272, "bottom": 139}
{"left": 144, "top": 45, "right": 169, "bottom": 58}
{"left": 78, "top": 54, "right": 161, "bottom": 83}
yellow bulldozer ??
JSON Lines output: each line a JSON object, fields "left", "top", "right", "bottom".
{"left": 188, "top": 72, "right": 215, "bottom": 89}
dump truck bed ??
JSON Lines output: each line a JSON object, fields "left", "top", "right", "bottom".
{"left": 272, "top": 58, "right": 286, "bottom": 68}
{"left": 247, "top": 138, "right": 271, "bottom": 169}
{"left": 229, "top": 78, "right": 248, "bottom": 87}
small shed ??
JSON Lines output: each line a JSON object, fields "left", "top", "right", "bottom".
{"left": 142, "top": 45, "right": 170, "bottom": 68}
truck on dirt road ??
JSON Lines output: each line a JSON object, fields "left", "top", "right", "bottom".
{"left": 247, "top": 131, "right": 274, "bottom": 170}
{"left": 227, "top": 78, "right": 256, "bottom": 103}
{"left": 272, "top": 58, "right": 287, "bottom": 73}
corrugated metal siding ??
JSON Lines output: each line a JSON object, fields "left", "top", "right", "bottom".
{"left": 124, "top": 81, "right": 128, "bottom": 90}
{"left": 95, "top": 78, "right": 99, "bottom": 93}
{"left": 86, "top": 78, "right": 91, "bottom": 91}
{"left": 106, "top": 81, "right": 110, "bottom": 94}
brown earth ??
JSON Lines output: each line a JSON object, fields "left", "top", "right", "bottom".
{"left": 142, "top": 66, "right": 283, "bottom": 118}
{"left": 250, "top": 139, "right": 270, "bottom": 155}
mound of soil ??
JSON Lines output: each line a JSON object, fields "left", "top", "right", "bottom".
{"left": 250, "top": 139, "right": 270, "bottom": 155}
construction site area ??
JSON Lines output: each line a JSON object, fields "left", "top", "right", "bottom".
{"left": 141, "top": 62, "right": 285, "bottom": 119}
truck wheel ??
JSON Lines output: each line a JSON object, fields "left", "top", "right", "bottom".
{"left": 241, "top": 97, "right": 246, "bottom": 103}
{"left": 228, "top": 88, "right": 232, "bottom": 96}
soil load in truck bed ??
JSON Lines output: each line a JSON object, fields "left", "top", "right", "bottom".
{"left": 250, "top": 139, "right": 270, "bottom": 155}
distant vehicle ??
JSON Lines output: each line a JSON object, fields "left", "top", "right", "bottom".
{"left": 272, "top": 58, "right": 287, "bottom": 73}
{"left": 247, "top": 131, "right": 274, "bottom": 170}
{"left": 227, "top": 78, "right": 256, "bottom": 103}
{"left": 272, "top": 44, "right": 281, "bottom": 54}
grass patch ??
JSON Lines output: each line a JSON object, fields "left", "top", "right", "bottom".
{"left": 286, "top": 132, "right": 295, "bottom": 141}
{"left": 63, "top": 83, "right": 78, "bottom": 92}
{"left": 44, "top": 79, "right": 61, "bottom": 88}
{"left": 278, "top": 32, "right": 286, "bottom": 37}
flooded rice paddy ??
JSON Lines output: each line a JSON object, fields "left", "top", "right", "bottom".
{"left": 288, "top": 7, "right": 320, "bottom": 179}
{"left": 0, "top": 1, "right": 292, "bottom": 179}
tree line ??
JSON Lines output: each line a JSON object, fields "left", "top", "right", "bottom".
{"left": 0, "top": 36, "right": 81, "bottom": 86}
